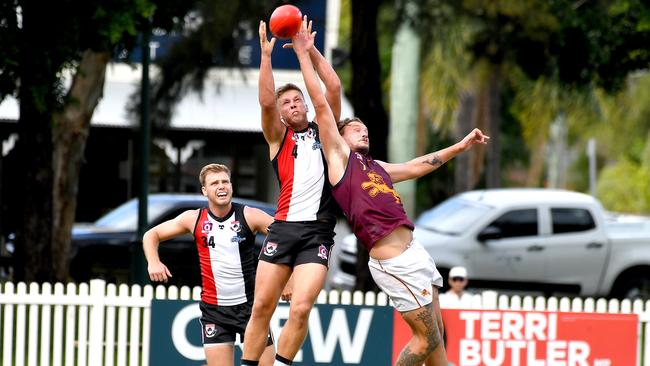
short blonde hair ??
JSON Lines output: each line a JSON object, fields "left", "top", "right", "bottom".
{"left": 199, "top": 164, "right": 231, "bottom": 186}
{"left": 275, "top": 83, "right": 304, "bottom": 101}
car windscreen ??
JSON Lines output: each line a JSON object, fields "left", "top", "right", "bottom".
{"left": 416, "top": 197, "right": 492, "bottom": 235}
{"left": 94, "top": 200, "right": 174, "bottom": 230}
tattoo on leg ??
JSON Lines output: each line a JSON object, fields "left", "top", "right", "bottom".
{"left": 396, "top": 346, "right": 424, "bottom": 366}
{"left": 416, "top": 305, "right": 441, "bottom": 354}
{"left": 396, "top": 306, "right": 442, "bottom": 366}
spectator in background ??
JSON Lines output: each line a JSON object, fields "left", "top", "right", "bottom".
{"left": 440, "top": 266, "right": 472, "bottom": 308}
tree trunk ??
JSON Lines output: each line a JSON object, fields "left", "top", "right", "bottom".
{"left": 526, "top": 139, "right": 546, "bottom": 187}
{"left": 470, "top": 84, "right": 489, "bottom": 188}
{"left": 454, "top": 91, "right": 477, "bottom": 192}
{"left": 52, "top": 50, "right": 110, "bottom": 281}
{"left": 350, "top": 0, "right": 389, "bottom": 161}
{"left": 472, "top": 69, "right": 501, "bottom": 189}
{"left": 15, "top": 104, "right": 54, "bottom": 282}
{"left": 14, "top": 3, "right": 61, "bottom": 281}
{"left": 350, "top": 0, "right": 386, "bottom": 292}
{"left": 484, "top": 70, "right": 501, "bottom": 188}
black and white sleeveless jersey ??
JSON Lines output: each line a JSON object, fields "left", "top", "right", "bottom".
{"left": 193, "top": 203, "right": 256, "bottom": 306}
{"left": 272, "top": 121, "right": 338, "bottom": 223}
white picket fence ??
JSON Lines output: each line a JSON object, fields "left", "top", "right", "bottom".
{"left": 0, "top": 279, "right": 649, "bottom": 366}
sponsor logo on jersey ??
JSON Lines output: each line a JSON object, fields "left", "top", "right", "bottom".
{"left": 264, "top": 242, "right": 278, "bottom": 256}
{"left": 421, "top": 288, "right": 430, "bottom": 297}
{"left": 230, "top": 220, "right": 241, "bottom": 232}
{"left": 231, "top": 235, "right": 245, "bottom": 243}
{"left": 317, "top": 244, "right": 329, "bottom": 260}
{"left": 204, "top": 323, "right": 217, "bottom": 338}
{"left": 202, "top": 221, "right": 213, "bottom": 233}
{"left": 218, "top": 224, "right": 225, "bottom": 230}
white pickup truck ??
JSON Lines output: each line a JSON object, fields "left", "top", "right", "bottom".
{"left": 329, "top": 188, "right": 650, "bottom": 299}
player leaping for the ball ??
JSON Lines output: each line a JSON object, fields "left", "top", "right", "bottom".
{"left": 240, "top": 17, "right": 344, "bottom": 366}
{"left": 290, "top": 17, "right": 489, "bottom": 366}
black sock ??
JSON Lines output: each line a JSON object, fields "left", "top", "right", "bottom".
{"left": 274, "top": 354, "right": 293, "bottom": 365}
{"left": 241, "top": 359, "right": 259, "bottom": 366}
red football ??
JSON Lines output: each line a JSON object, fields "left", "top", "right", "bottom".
{"left": 269, "top": 5, "right": 302, "bottom": 39}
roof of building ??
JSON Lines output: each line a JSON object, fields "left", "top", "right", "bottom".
{"left": 0, "top": 64, "right": 355, "bottom": 133}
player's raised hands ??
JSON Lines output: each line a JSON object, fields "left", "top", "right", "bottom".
{"left": 258, "top": 20, "right": 276, "bottom": 57}
{"left": 288, "top": 16, "right": 315, "bottom": 55}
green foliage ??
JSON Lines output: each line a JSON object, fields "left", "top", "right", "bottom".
{"left": 419, "top": 21, "right": 474, "bottom": 134}
{"left": 0, "top": 1, "right": 20, "bottom": 100}
{"left": 337, "top": 0, "right": 395, "bottom": 106}
{"left": 586, "top": 72, "right": 650, "bottom": 213}
{"left": 420, "top": 0, "right": 650, "bottom": 92}
{"left": 416, "top": 0, "right": 649, "bottom": 197}
{"left": 92, "top": 1, "right": 155, "bottom": 45}
{"left": 597, "top": 158, "right": 650, "bottom": 214}
{"left": 594, "top": 72, "right": 650, "bottom": 162}
{"left": 499, "top": 84, "right": 529, "bottom": 171}
{"left": 509, "top": 71, "right": 603, "bottom": 153}
{"left": 133, "top": 0, "right": 277, "bottom": 127}
{"left": 0, "top": 0, "right": 195, "bottom": 105}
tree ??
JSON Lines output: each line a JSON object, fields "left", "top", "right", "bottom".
{"left": 133, "top": 1, "right": 272, "bottom": 128}
{"left": 349, "top": 0, "right": 390, "bottom": 163}
{"left": 594, "top": 72, "right": 650, "bottom": 213}
{"left": 418, "top": 0, "right": 650, "bottom": 191}
{"left": 0, "top": 0, "right": 194, "bottom": 282}
{"left": 418, "top": 20, "right": 488, "bottom": 193}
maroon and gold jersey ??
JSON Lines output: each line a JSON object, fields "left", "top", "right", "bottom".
{"left": 331, "top": 152, "right": 414, "bottom": 250}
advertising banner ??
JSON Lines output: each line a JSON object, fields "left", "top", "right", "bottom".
{"left": 151, "top": 301, "right": 638, "bottom": 366}
{"left": 150, "top": 300, "right": 394, "bottom": 365}
{"left": 441, "top": 309, "right": 638, "bottom": 366}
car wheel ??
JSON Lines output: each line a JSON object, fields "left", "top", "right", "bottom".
{"left": 618, "top": 276, "right": 650, "bottom": 300}
{"left": 611, "top": 269, "right": 650, "bottom": 300}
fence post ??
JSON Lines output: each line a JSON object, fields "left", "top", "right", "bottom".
{"left": 88, "top": 279, "right": 106, "bottom": 365}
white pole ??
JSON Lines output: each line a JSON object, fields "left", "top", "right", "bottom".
{"left": 389, "top": 0, "right": 420, "bottom": 218}
{"left": 587, "top": 138, "right": 597, "bottom": 197}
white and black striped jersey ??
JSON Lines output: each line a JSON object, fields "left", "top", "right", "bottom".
{"left": 272, "top": 121, "right": 338, "bottom": 223}
{"left": 192, "top": 203, "right": 256, "bottom": 306}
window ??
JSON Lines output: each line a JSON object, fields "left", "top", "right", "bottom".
{"left": 488, "top": 209, "right": 538, "bottom": 238}
{"left": 95, "top": 200, "right": 175, "bottom": 231}
{"left": 416, "top": 197, "right": 493, "bottom": 236}
{"left": 551, "top": 208, "right": 595, "bottom": 234}
{"left": 156, "top": 207, "right": 194, "bottom": 225}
